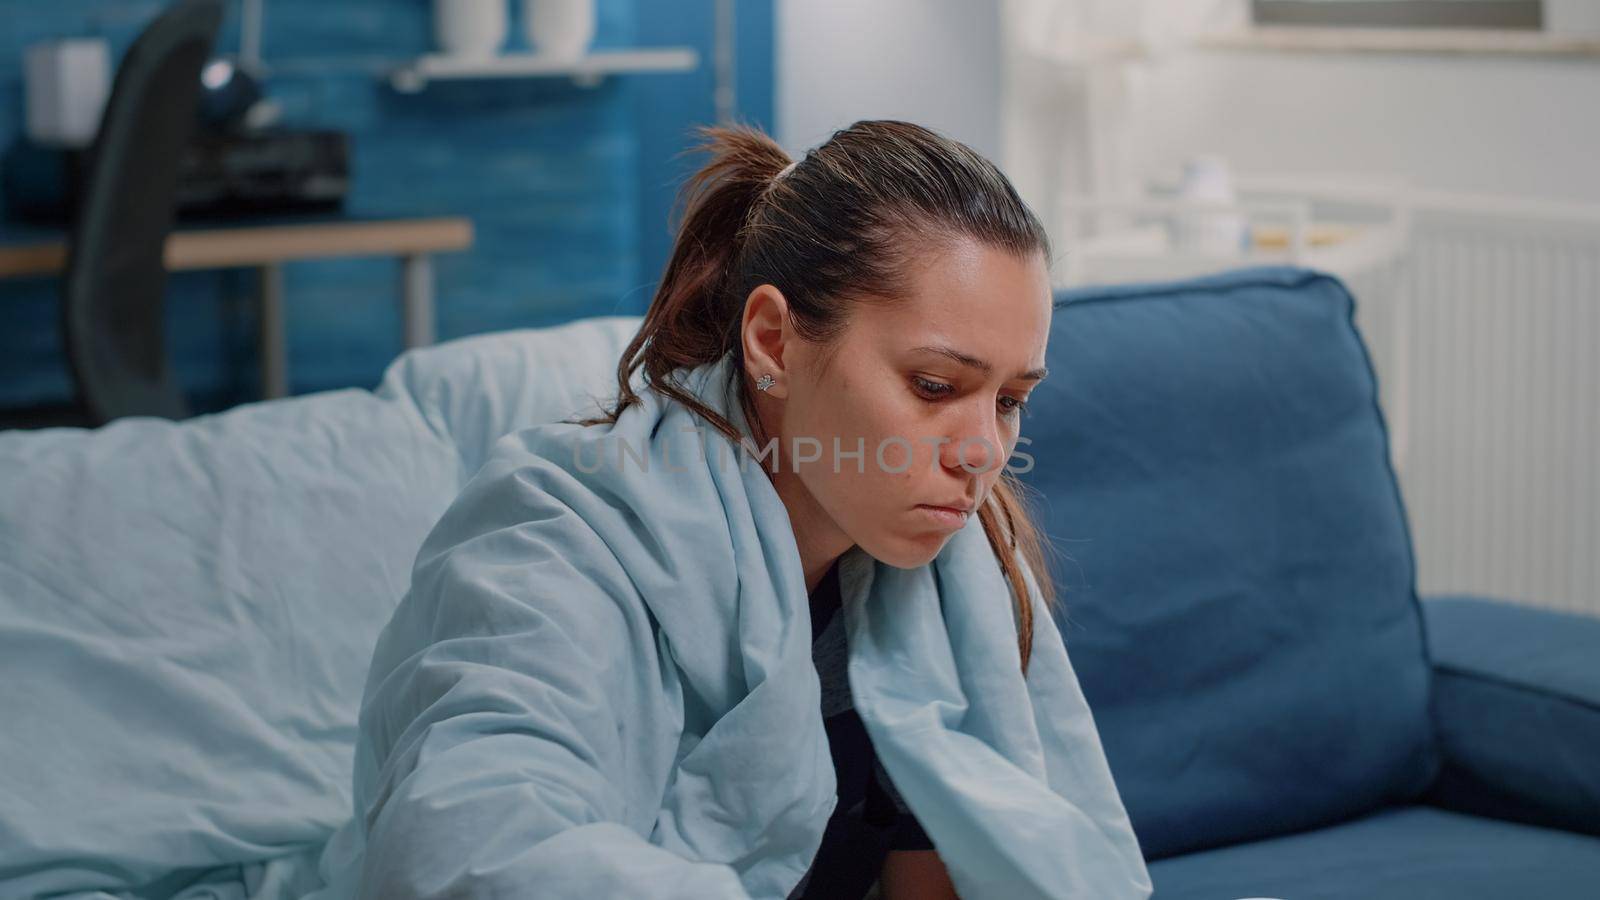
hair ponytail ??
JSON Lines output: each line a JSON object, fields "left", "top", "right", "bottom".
{"left": 577, "top": 122, "right": 792, "bottom": 440}
{"left": 575, "top": 118, "right": 1061, "bottom": 675}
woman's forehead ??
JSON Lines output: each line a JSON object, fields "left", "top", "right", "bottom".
{"left": 855, "top": 246, "right": 1051, "bottom": 363}
{"left": 853, "top": 300, "right": 1051, "bottom": 378}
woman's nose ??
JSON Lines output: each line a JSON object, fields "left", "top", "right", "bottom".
{"left": 938, "top": 403, "right": 1003, "bottom": 474}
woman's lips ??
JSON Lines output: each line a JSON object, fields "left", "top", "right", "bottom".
{"left": 914, "top": 504, "right": 970, "bottom": 530}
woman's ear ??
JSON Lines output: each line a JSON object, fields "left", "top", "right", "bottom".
{"left": 740, "top": 283, "right": 791, "bottom": 399}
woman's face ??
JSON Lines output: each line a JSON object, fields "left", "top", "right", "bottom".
{"left": 744, "top": 235, "right": 1052, "bottom": 573}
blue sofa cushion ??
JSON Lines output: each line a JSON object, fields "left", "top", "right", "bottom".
{"left": 1018, "top": 266, "right": 1439, "bottom": 859}
{"left": 1420, "top": 594, "right": 1600, "bottom": 838}
{"left": 1146, "top": 805, "right": 1600, "bottom": 899}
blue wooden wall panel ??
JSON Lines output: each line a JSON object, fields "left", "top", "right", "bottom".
{"left": 630, "top": 0, "right": 775, "bottom": 316}
{"left": 0, "top": 0, "right": 773, "bottom": 411}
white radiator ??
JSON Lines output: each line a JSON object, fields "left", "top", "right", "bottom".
{"left": 1392, "top": 196, "right": 1600, "bottom": 618}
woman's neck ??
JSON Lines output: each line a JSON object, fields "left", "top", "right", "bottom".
{"left": 765, "top": 462, "right": 852, "bottom": 595}
{"left": 744, "top": 401, "right": 852, "bottom": 595}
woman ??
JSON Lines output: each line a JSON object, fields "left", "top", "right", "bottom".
{"left": 338, "top": 120, "right": 1152, "bottom": 900}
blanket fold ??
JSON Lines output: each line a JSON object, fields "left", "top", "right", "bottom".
{"left": 308, "top": 350, "right": 1152, "bottom": 900}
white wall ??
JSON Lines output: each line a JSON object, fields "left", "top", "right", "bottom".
{"left": 775, "top": 4, "right": 1600, "bottom": 209}
{"left": 774, "top": 0, "right": 1002, "bottom": 161}
{"left": 1120, "top": 47, "right": 1600, "bottom": 204}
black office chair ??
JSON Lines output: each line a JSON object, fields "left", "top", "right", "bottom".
{"left": 60, "top": 0, "right": 223, "bottom": 425}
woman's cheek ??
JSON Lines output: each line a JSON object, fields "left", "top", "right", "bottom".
{"left": 980, "top": 430, "right": 1018, "bottom": 480}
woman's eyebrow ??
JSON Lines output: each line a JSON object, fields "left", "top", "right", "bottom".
{"left": 910, "top": 344, "right": 1048, "bottom": 381}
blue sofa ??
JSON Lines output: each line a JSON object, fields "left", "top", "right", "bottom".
{"left": 1027, "top": 266, "right": 1600, "bottom": 897}
{"left": 0, "top": 265, "right": 1594, "bottom": 898}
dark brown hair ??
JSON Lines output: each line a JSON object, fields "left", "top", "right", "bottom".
{"left": 574, "top": 118, "right": 1060, "bottom": 675}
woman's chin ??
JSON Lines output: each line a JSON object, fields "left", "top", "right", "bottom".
{"left": 860, "top": 529, "right": 953, "bottom": 570}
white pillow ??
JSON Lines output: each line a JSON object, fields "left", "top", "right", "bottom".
{"left": 377, "top": 314, "right": 644, "bottom": 478}
{"left": 0, "top": 313, "right": 643, "bottom": 897}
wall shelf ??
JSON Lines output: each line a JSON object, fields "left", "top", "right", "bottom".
{"left": 388, "top": 47, "right": 700, "bottom": 92}
{"left": 1196, "top": 26, "right": 1600, "bottom": 58}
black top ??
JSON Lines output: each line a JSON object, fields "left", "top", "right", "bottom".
{"left": 788, "top": 560, "right": 935, "bottom": 900}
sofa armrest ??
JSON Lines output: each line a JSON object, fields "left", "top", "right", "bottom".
{"left": 1419, "top": 594, "right": 1600, "bottom": 837}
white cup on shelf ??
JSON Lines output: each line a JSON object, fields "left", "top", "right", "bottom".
{"left": 433, "top": 0, "right": 508, "bottom": 58}
{"left": 523, "top": 0, "right": 596, "bottom": 61}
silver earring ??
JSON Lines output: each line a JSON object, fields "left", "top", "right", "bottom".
{"left": 755, "top": 373, "right": 775, "bottom": 393}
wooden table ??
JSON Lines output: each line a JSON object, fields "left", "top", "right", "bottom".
{"left": 0, "top": 214, "right": 474, "bottom": 399}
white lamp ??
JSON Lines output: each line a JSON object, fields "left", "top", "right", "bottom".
{"left": 23, "top": 38, "right": 110, "bottom": 148}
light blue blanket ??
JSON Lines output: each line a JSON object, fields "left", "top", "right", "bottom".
{"left": 308, "top": 350, "right": 1153, "bottom": 899}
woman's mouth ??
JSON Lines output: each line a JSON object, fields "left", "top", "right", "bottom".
{"left": 914, "top": 504, "right": 970, "bottom": 530}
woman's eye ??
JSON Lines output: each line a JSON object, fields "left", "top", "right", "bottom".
{"left": 914, "top": 376, "right": 1029, "bottom": 418}
{"left": 910, "top": 375, "right": 955, "bottom": 399}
